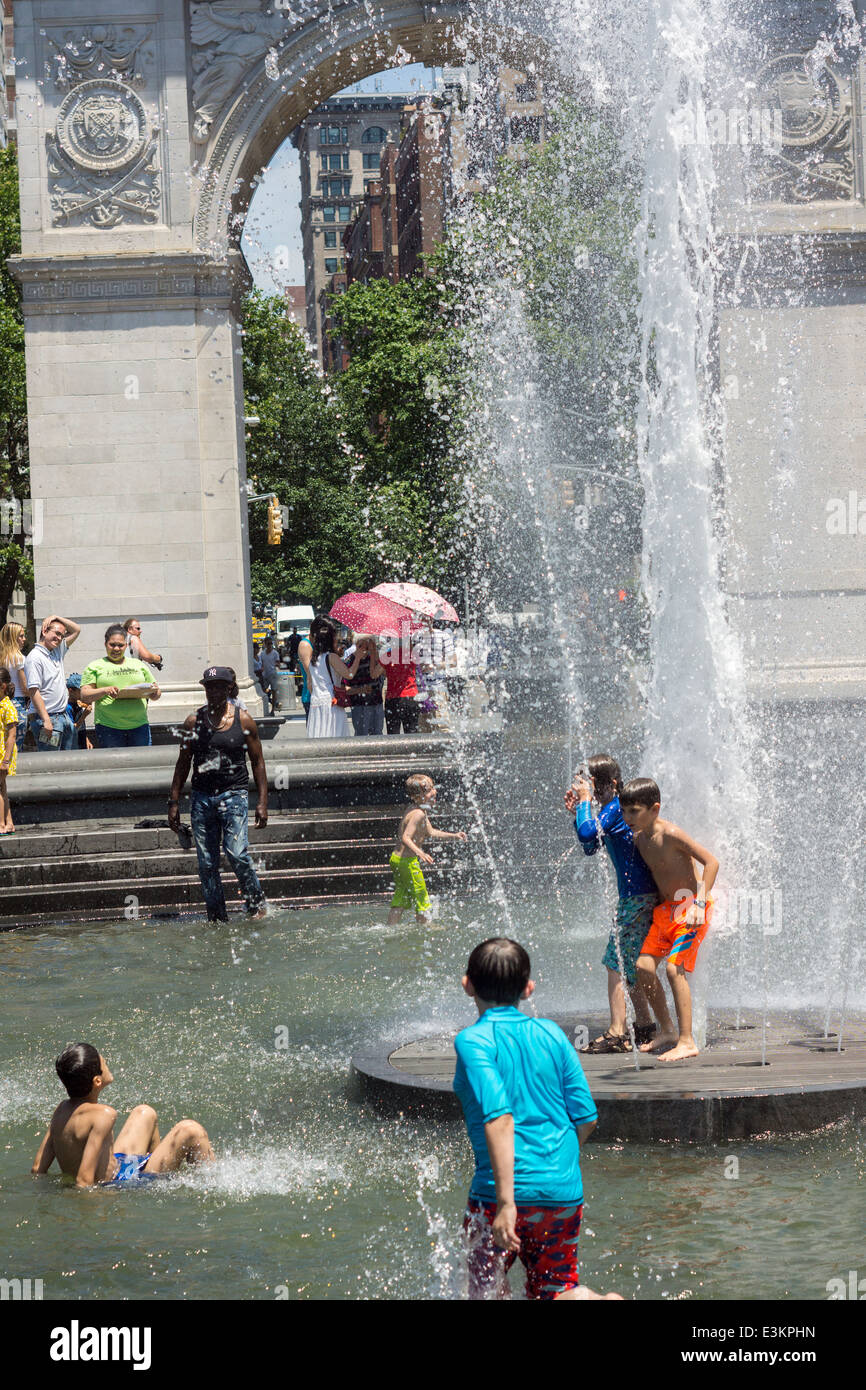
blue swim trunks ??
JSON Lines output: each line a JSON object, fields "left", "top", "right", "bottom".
{"left": 107, "top": 1153, "right": 161, "bottom": 1185}
{"left": 601, "top": 892, "right": 659, "bottom": 986}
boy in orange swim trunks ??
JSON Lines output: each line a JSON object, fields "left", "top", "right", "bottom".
{"left": 619, "top": 778, "right": 719, "bottom": 1062}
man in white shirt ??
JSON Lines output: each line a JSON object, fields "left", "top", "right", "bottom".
{"left": 24, "top": 615, "right": 82, "bottom": 751}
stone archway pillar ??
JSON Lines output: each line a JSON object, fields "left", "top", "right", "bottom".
{"left": 10, "top": 1, "right": 261, "bottom": 722}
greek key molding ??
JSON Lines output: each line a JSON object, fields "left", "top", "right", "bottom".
{"left": 9, "top": 254, "right": 239, "bottom": 311}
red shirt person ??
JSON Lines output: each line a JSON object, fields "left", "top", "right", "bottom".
{"left": 382, "top": 646, "right": 419, "bottom": 735}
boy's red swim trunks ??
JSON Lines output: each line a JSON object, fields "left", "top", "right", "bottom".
{"left": 640, "top": 897, "right": 713, "bottom": 973}
{"left": 463, "top": 1198, "right": 583, "bottom": 1300}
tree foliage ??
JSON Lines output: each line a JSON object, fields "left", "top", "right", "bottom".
{"left": 242, "top": 290, "right": 370, "bottom": 609}
{"left": 327, "top": 261, "right": 473, "bottom": 598}
{"left": 241, "top": 267, "right": 474, "bottom": 611}
{"left": 0, "top": 145, "right": 32, "bottom": 626}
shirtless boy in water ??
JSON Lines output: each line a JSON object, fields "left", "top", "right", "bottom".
{"left": 619, "top": 779, "right": 719, "bottom": 1062}
{"left": 386, "top": 774, "right": 467, "bottom": 926}
{"left": 31, "top": 1044, "right": 213, "bottom": 1188}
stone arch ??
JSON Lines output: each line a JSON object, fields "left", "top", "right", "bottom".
{"left": 10, "top": 1, "right": 864, "bottom": 712}
{"left": 190, "top": 0, "right": 554, "bottom": 255}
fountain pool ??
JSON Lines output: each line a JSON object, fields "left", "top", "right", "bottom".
{"left": 2, "top": 904, "right": 863, "bottom": 1301}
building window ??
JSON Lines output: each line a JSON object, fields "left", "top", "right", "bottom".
{"left": 322, "top": 205, "right": 336, "bottom": 222}
{"left": 362, "top": 126, "right": 387, "bottom": 144}
{"left": 514, "top": 76, "right": 539, "bottom": 102}
{"left": 324, "top": 229, "right": 337, "bottom": 247}
{"left": 509, "top": 114, "right": 542, "bottom": 144}
{"left": 320, "top": 125, "right": 348, "bottom": 144}
{"left": 338, "top": 205, "right": 351, "bottom": 222}
{"left": 325, "top": 258, "right": 339, "bottom": 274}
{"left": 327, "top": 179, "right": 342, "bottom": 197}
{"left": 362, "top": 152, "right": 381, "bottom": 170}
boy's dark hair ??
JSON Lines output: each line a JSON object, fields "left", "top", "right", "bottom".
{"left": 587, "top": 754, "right": 622, "bottom": 795}
{"left": 466, "top": 938, "right": 531, "bottom": 1004}
{"left": 56, "top": 1043, "right": 102, "bottom": 1098}
{"left": 619, "top": 777, "right": 661, "bottom": 810}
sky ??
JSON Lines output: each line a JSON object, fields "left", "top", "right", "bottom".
{"left": 241, "top": 64, "right": 439, "bottom": 295}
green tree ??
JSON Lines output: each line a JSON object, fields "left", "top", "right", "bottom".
{"left": 0, "top": 145, "right": 32, "bottom": 626}
{"left": 327, "top": 263, "right": 474, "bottom": 599}
{"left": 241, "top": 290, "right": 374, "bottom": 609}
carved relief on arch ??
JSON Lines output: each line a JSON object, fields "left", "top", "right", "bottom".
{"left": 744, "top": 53, "right": 856, "bottom": 204}
{"left": 46, "top": 80, "right": 161, "bottom": 229}
{"left": 189, "top": 1, "right": 293, "bottom": 144}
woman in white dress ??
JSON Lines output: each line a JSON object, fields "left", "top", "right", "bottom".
{"left": 300, "top": 616, "right": 363, "bottom": 739}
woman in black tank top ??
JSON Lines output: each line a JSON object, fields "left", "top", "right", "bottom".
{"left": 168, "top": 667, "right": 269, "bottom": 921}
{"left": 189, "top": 703, "right": 250, "bottom": 796}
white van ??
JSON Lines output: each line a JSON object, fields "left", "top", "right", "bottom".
{"left": 276, "top": 604, "right": 316, "bottom": 644}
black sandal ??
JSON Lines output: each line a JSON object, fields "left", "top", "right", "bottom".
{"left": 582, "top": 1030, "right": 632, "bottom": 1054}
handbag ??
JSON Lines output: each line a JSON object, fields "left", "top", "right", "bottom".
{"left": 326, "top": 655, "right": 351, "bottom": 708}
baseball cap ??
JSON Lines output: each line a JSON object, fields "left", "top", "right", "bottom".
{"left": 200, "top": 665, "right": 235, "bottom": 685}
{"left": 67, "top": 672, "right": 82, "bottom": 689}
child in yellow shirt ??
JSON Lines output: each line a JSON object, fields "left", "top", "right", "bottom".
{"left": 0, "top": 665, "right": 19, "bottom": 832}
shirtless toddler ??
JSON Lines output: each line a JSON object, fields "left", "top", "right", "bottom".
{"left": 386, "top": 774, "right": 466, "bottom": 925}
{"left": 31, "top": 1044, "right": 213, "bottom": 1187}
{"left": 619, "top": 779, "right": 719, "bottom": 1061}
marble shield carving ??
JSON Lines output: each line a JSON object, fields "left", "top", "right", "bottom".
{"left": 46, "top": 79, "right": 160, "bottom": 228}
{"left": 746, "top": 53, "right": 854, "bottom": 202}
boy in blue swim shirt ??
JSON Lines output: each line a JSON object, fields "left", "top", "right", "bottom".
{"left": 564, "top": 754, "right": 659, "bottom": 1053}
{"left": 453, "top": 938, "right": 622, "bottom": 1301}
{"left": 31, "top": 1044, "right": 213, "bottom": 1188}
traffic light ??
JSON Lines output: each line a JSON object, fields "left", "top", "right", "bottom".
{"left": 267, "top": 496, "right": 283, "bottom": 545}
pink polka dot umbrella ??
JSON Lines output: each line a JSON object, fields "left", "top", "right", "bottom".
{"left": 371, "top": 583, "right": 460, "bottom": 624}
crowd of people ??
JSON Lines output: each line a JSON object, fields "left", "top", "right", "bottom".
{"left": 0, "top": 614, "right": 166, "bottom": 832}
{"left": 254, "top": 614, "right": 459, "bottom": 738}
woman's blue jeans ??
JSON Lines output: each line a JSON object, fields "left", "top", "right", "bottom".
{"left": 95, "top": 722, "right": 152, "bottom": 748}
{"left": 350, "top": 702, "right": 384, "bottom": 736}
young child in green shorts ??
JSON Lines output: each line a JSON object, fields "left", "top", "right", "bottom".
{"left": 387, "top": 773, "right": 466, "bottom": 925}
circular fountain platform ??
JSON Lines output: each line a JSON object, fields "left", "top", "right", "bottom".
{"left": 351, "top": 1008, "right": 866, "bottom": 1142}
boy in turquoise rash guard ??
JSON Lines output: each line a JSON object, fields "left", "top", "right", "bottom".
{"left": 564, "top": 753, "right": 659, "bottom": 1053}
{"left": 453, "top": 937, "right": 622, "bottom": 1301}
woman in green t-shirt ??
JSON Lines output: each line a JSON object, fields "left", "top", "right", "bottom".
{"left": 80, "top": 624, "right": 162, "bottom": 748}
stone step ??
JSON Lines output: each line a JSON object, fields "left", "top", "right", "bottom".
{"left": 0, "top": 836, "right": 400, "bottom": 887}
{"left": 0, "top": 862, "right": 478, "bottom": 929}
{"left": 0, "top": 808, "right": 406, "bottom": 861}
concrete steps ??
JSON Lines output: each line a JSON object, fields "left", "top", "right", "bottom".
{"left": 0, "top": 807, "right": 474, "bottom": 929}
{"left": 0, "top": 734, "right": 485, "bottom": 929}
{"left": 0, "top": 809, "right": 397, "bottom": 861}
